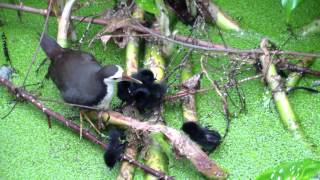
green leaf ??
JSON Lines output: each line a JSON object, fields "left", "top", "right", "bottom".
{"left": 281, "top": 0, "right": 304, "bottom": 22}
{"left": 135, "top": 0, "right": 159, "bottom": 15}
{"left": 256, "top": 159, "right": 320, "bottom": 180}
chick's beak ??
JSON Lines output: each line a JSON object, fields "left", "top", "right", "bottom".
{"left": 121, "top": 74, "right": 142, "bottom": 84}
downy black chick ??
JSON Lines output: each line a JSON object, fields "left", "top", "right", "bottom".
{"left": 117, "top": 69, "right": 166, "bottom": 112}
{"left": 182, "top": 121, "right": 221, "bottom": 153}
{"left": 103, "top": 127, "right": 125, "bottom": 169}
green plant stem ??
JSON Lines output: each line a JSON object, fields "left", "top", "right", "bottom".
{"left": 196, "top": 0, "right": 241, "bottom": 32}
{"left": 286, "top": 58, "right": 314, "bottom": 90}
{"left": 117, "top": 6, "right": 144, "bottom": 180}
{"left": 144, "top": 134, "right": 169, "bottom": 180}
{"left": 143, "top": 43, "right": 168, "bottom": 180}
{"left": 299, "top": 19, "right": 320, "bottom": 36}
{"left": 57, "top": 0, "right": 76, "bottom": 48}
{"left": 260, "top": 39, "right": 304, "bottom": 140}
{"left": 181, "top": 62, "right": 198, "bottom": 122}
{"left": 155, "top": 0, "right": 175, "bottom": 56}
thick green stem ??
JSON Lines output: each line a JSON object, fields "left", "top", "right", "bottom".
{"left": 181, "top": 61, "right": 198, "bottom": 122}
{"left": 196, "top": 0, "right": 241, "bottom": 32}
{"left": 143, "top": 43, "right": 168, "bottom": 180}
{"left": 286, "top": 58, "right": 314, "bottom": 91}
{"left": 155, "top": 0, "right": 175, "bottom": 56}
{"left": 260, "top": 39, "right": 303, "bottom": 139}
{"left": 57, "top": 0, "right": 76, "bottom": 48}
{"left": 117, "top": 6, "right": 144, "bottom": 180}
{"left": 144, "top": 45, "right": 166, "bottom": 81}
{"left": 186, "top": 0, "right": 197, "bottom": 17}
{"left": 117, "top": 131, "right": 139, "bottom": 180}
{"left": 144, "top": 135, "right": 169, "bottom": 180}
{"left": 299, "top": 19, "right": 320, "bottom": 36}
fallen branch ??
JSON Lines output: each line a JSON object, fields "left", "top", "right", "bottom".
{"left": 102, "top": 111, "right": 228, "bottom": 179}
{"left": 0, "top": 77, "right": 174, "bottom": 180}
{"left": 1, "top": 2, "right": 320, "bottom": 58}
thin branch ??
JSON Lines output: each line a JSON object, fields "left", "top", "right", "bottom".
{"left": 200, "top": 56, "right": 231, "bottom": 139}
{"left": 21, "top": 0, "right": 52, "bottom": 86}
{"left": 165, "top": 74, "right": 262, "bottom": 101}
{"left": 1, "top": 2, "right": 320, "bottom": 58}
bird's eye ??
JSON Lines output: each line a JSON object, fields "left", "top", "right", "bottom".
{"left": 113, "top": 78, "right": 117, "bottom": 80}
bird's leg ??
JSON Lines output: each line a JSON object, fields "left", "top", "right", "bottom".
{"left": 46, "top": 114, "right": 52, "bottom": 129}
{"left": 97, "top": 110, "right": 107, "bottom": 130}
{"left": 35, "top": 57, "right": 48, "bottom": 74}
{"left": 80, "top": 111, "right": 83, "bottom": 140}
{"left": 82, "top": 111, "right": 106, "bottom": 137}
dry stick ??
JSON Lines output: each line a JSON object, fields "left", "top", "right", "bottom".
{"left": 200, "top": 56, "right": 231, "bottom": 139}
{"left": 278, "top": 61, "right": 320, "bottom": 77}
{"left": 165, "top": 74, "right": 262, "bottom": 101}
{"left": 1, "top": 2, "right": 320, "bottom": 58}
{"left": 0, "top": 77, "right": 173, "bottom": 180}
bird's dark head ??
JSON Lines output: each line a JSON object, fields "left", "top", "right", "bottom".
{"left": 182, "top": 121, "right": 201, "bottom": 135}
{"left": 132, "top": 69, "right": 156, "bottom": 85}
{"left": 98, "top": 65, "right": 142, "bottom": 85}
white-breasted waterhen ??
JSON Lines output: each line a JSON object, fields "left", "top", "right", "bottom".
{"left": 40, "top": 34, "right": 141, "bottom": 129}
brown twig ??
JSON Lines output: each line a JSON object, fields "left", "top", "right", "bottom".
{"left": 1, "top": 2, "right": 320, "bottom": 58}
{"left": 0, "top": 77, "right": 174, "bottom": 180}
{"left": 165, "top": 74, "right": 262, "bottom": 101}
{"left": 201, "top": 56, "right": 231, "bottom": 138}
{"left": 277, "top": 62, "right": 320, "bottom": 77}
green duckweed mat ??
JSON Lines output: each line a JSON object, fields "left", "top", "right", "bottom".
{"left": 1, "top": 0, "right": 320, "bottom": 179}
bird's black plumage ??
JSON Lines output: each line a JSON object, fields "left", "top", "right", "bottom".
{"left": 40, "top": 34, "right": 119, "bottom": 107}
{"left": 103, "top": 128, "right": 125, "bottom": 169}
{"left": 117, "top": 69, "right": 166, "bottom": 112}
{"left": 182, "top": 121, "right": 221, "bottom": 153}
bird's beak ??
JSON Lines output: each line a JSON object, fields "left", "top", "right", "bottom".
{"left": 121, "top": 74, "right": 142, "bottom": 84}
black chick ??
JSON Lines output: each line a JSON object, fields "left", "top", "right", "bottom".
{"left": 103, "top": 128, "right": 125, "bottom": 169}
{"left": 117, "top": 69, "right": 166, "bottom": 112}
{"left": 117, "top": 81, "right": 135, "bottom": 103}
{"left": 182, "top": 121, "right": 221, "bottom": 153}
{"left": 131, "top": 69, "right": 156, "bottom": 85}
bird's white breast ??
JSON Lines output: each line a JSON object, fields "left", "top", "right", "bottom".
{"left": 96, "top": 82, "right": 116, "bottom": 110}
